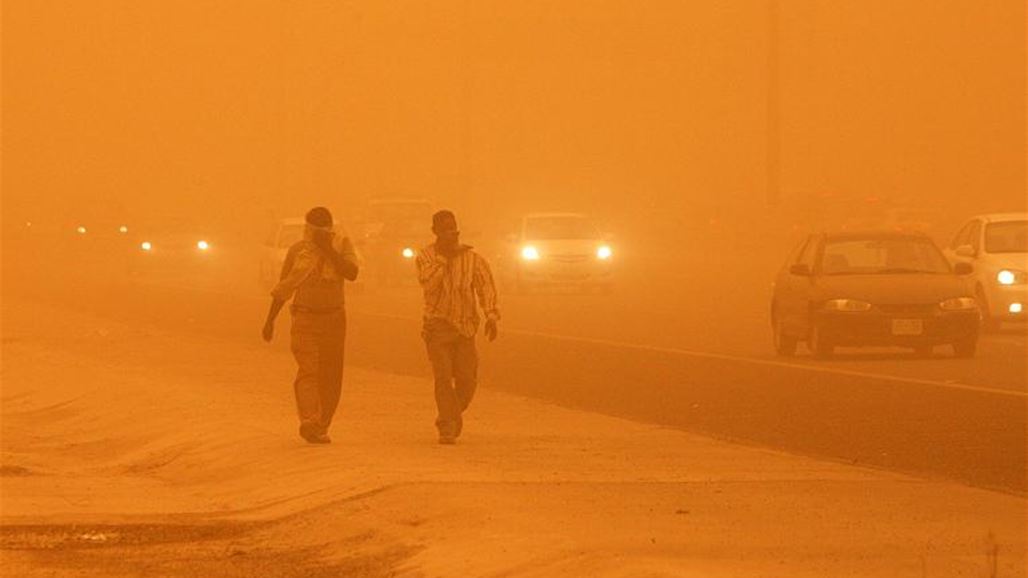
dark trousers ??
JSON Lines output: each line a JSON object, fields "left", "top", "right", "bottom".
{"left": 290, "top": 309, "right": 346, "bottom": 434}
{"left": 423, "top": 319, "right": 478, "bottom": 437}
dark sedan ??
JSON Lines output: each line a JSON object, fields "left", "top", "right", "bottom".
{"left": 770, "top": 232, "right": 980, "bottom": 358}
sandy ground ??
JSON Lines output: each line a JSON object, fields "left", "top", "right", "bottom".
{"left": 1, "top": 298, "right": 1024, "bottom": 577}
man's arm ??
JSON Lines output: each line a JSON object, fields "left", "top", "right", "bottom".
{"left": 416, "top": 245, "right": 448, "bottom": 290}
{"left": 472, "top": 253, "right": 500, "bottom": 341}
{"left": 317, "top": 235, "right": 359, "bottom": 281}
{"left": 270, "top": 244, "right": 315, "bottom": 302}
{"left": 262, "top": 297, "right": 286, "bottom": 342}
{"left": 263, "top": 244, "right": 314, "bottom": 341}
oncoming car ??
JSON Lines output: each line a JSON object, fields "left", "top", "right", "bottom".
{"left": 944, "top": 213, "right": 1027, "bottom": 331}
{"left": 770, "top": 231, "right": 979, "bottom": 358}
{"left": 130, "top": 219, "right": 220, "bottom": 275}
{"left": 362, "top": 218, "right": 424, "bottom": 287}
{"left": 502, "top": 213, "right": 614, "bottom": 293}
{"left": 359, "top": 198, "right": 432, "bottom": 287}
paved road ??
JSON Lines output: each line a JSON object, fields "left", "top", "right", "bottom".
{"left": 5, "top": 248, "right": 1025, "bottom": 492}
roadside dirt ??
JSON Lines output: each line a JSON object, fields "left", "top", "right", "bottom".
{"left": 2, "top": 298, "right": 1024, "bottom": 577}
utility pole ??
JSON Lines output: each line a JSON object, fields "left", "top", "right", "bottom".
{"left": 766, "top": 0, "right": 781, "bottom": 207}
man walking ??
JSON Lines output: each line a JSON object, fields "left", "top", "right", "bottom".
{"left": 416, "top": 210, "right": 499, "bottom": 444}
{"left": 262, "top": 207, "right": 359, "bottom": 444}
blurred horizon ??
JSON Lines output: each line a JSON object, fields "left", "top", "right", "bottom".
{"left": 3, "top": 1, "right": 1025, "bottom": 241}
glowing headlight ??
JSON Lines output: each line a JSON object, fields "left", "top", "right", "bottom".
{"left": 140, "top": 241, "right": 152, "bottom": 252}
{"left": 521, "top": 246, "right": 540, "bottom": 261}
{"left": 823, "top": 299, "right": 872, "bottom": 312}
{"left": 997, "top": 269, "right": 1025, "bottom": 285}
{"left": 596, "top": 245, "right": 613, "bottom": 260}
{"left": 197, "top": 240, "right": 210, "bottom": 251}
{"left": 939, "top": 297, "right": 977, "bottom": 311}
{"left": 401, "top": 247, "right": 415, "bottom": 259}
{"left": 76, "top": 226, "right": 87, "bottom": 235}
{"left": 119, "top": 225, "right": 129, "bottom": 234}
{"left": 1010, "top": 303, "right": 1023, "bottom": 314}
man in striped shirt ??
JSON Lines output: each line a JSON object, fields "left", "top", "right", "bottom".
{"left": 416, "top": 210, "right": 499, "bottom": 444}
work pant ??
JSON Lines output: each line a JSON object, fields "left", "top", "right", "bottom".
{"left": 423, "top": 318, "right": 478, "bottom": 437}
{"left": 290, "top": 309, "right": 346, "bottom": 434}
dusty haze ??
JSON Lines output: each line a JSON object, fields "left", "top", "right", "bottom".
{"left": 2, "top": 2, "right": 1026, "bottom": 577}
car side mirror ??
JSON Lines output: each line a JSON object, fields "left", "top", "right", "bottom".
{"left": 790, "top": 263, "right": 812, "bottom": 276}
{"left": 953, "top": 262, "right": 974, "bottom": 275}
{"left": 955, "top": 245, "right": 976, "bottom": 258}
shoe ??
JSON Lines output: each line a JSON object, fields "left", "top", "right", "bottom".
{"left": 299, "top": 422, "right": 330, "bottom": 444}
{"left": 308, "top": 433, "right": 331, "bottom": 444}
{"left": 438, "top": 435, "right": 456, "bottom": 445}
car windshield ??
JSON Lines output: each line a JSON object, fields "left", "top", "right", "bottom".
{"left": 524, "top": 216, "right": 599, "bottom": 240}
{"left": 278, "top": 224, "right": 304, "bottom": 248}
{"left": 985, "top": 221, "right": 1027, "bottom": 254}
{"left": 820, "top": 237, "right": 951, "bottom": 275}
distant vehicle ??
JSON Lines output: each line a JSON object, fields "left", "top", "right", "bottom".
{"left": 62, "top": 219, "right": 137, "bottom": 244}
{"left": 770, "top": 231, "right": 980, "bottom": 358}
{"left": 58, "top": 219, "right": 143, "bottom": 267}
{"left": 500, "top": 213, "right": 614, "bottom": 294}
{"left": 260, "top": 218, "right": 366, "bottom": 292}
{"left": 359, "top": 198, "right": 433, "bottom": 287}
{"left": 130, "top": 218, "right": 221, "bottom": 274}
{"left": 944, "top": 213, "right": 1027, "bottom": 331}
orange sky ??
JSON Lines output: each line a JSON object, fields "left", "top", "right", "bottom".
{"left": 3, "top": 1, "right": 1024, "bottom": 231}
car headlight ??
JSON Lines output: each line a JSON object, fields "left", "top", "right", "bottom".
{"left": 197, "top": 240, "right": 210, "bottom": 251}
{"left": 596, "top": 245, "right": 613, "bottom": 260}
{"left": 939, "top": 297, "right": 977, "bottom": 311}
{"left": 823, "top": 299, "right": 872, "bottom": 312}
{"left": 76, "top": 226, "right": 87, "bottom": 235}
{"left": 140, "top": 241, "right": 152, "bottom": 252}
{"left": 521, "top": 246, "right": 540, "bottom": 261}
{"left": 401, "top": 247, "right": 415, "bottom": 259}
{"left": 996, "top": 269, "right": 1026, "bottom": 285}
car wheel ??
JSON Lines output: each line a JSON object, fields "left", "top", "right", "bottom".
{"left": 773, "top": 317, "right": 798, "bottom": 357}
{"left": 975, "top": 285, "right": 1000, "bottom": 332}
{"left": 809, "top": 323, "right": 834, "bottom": 359}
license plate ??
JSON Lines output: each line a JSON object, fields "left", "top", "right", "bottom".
{"left": 891, "top": 319, "right": 924, "bottom": 336}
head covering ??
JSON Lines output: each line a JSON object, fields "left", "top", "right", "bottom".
{"left": 305, "top": 206, "right": 333, "bottom": 229}
{"left": 432, "top": 210, "right": 457, "bottom": 230}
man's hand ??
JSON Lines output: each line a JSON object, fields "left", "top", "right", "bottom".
{"left": 312, "top": 229, "right": 335, "bottom": 254}
{"left": 484, "top": 319, "right": 498, "bottom": 342}
{"left": 262, "top": 321, "right": 275, "bottom": 342}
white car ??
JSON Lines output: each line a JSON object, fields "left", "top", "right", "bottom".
{"left": 944, "top": 213, "right": 1027, "bottom": 330}
{"left": 502, "top": 213, "right": 615, "bottom": 293}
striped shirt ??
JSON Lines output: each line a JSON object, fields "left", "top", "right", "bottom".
{"left": 416, "top": 243, "right": 500, "bottom": 337}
